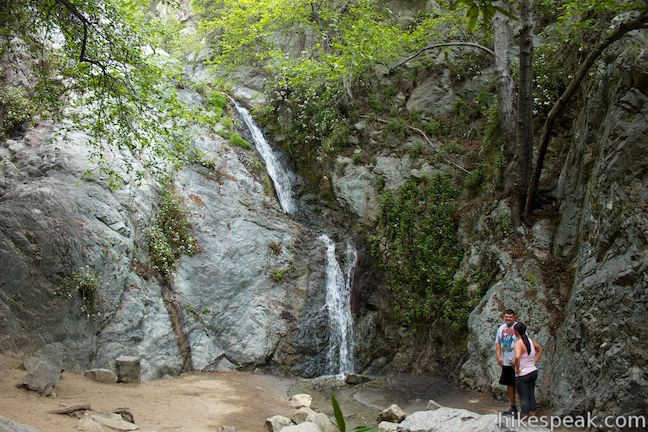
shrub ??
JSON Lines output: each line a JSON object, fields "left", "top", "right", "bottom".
{"left": 372, "top": 174, "right": 474, "bottom": 331}
{"left": 464, "top": 166, "right": 484, "bottom": 193}
{"left": 271, "top": 269, "right": 285, "bottom": 282}
{"left": 0, "top": 85, "right": 34, "bottom": 137}
{"left": 60, "top": 266, "right": 102, "bottom": 318}
{"left": 385, "top": 118, "right": 408, "bottom": 139}
{"left": 148, "top": 183, "right": 198, "bottom": 280}
{"left": 229, "top": 133, "right": 253, "bottom": 150}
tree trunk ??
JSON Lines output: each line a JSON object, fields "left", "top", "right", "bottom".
{"left": 492, "top": 0, "right": 517, "bottom": 194}
{"left": 512, "top": 0, "right": 534, "bottom": 226}
{"left": 524, "top": 12, "right": 648, "bottom": 217}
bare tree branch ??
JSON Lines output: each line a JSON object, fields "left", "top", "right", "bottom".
{"left": 388, "top": 42, "right": 495, "bottom": 75}
{"left": 524, "top": 12, "right": 648, "bottom": 217}
{"left": 361, "top": 116, "right": 470, "bottom": 174}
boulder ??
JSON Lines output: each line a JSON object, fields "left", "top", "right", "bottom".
{"left": 291, "top": 407, "right": 316, "bottom": 424}
{"left": 396, "top": 408, "right": 550, "bottom": 432}
{"left": 345, "top": 373, "right": 370, "bottom": 385}
{"left": 17, "top": 360, "right": 61, "bottom": 396}
{"left": 305, "top": 413, "right": 337, "bottom": 432}
{"left": 289, "top": 394, "right": 313, "bottom": 409}
{"left": 266, "top": 415, "right": 293, "bottom": 432}
{"left": 279, "top": 422, "right": 321, "bottom": 432}
{"left": 115, "top": 356, "right": 141, "bottom": 384}
{"left": 84, "top": 368, "right": 117, "bottom": 384}
{"left": 377, "top": 404, "right": 407, "bottom": 423}
{"left": 0, "top": 415, "right": 42, "bottom": 432}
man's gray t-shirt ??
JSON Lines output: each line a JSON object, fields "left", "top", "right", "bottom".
{"left": 496, "top": 322, "right": 518, "bottom": 366}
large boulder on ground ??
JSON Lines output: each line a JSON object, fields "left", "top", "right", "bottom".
{"left": 305, "top": 413, "right": 337, "bottom": 432}
{"left": 291, "top": 407, "right": 316, "bottom": 424}
{"left": 378, "top": 422, "right": 398, "bottom": 432}
{"left": 279, "top": 423, "right": 321, "bottom": 432}
{"left": 17, "top": 360, "right": 61, "bottom": 396}
{"left": 397, "top": 408, "right": 550, "bottom": 432}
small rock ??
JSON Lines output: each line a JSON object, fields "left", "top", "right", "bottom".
{"left": 344, "top": 373, "right": 370, "bottom": 385}
{"left": 17, "top": 361, "right": 61, "bottom": 396}
{"left": 84, "top": 369, "right": 118, "bottom": 384}
{"left": 426, "top": 399, "right": 443, "bottom": 410}
{"left": 289, "top": 394, "right": 312, "bottom": 409}
{"left": 266, "top": 415, "right": 293, "bottom": 432}
{"left": 115, "top": 356, "right": 141, "bottom": 384}
{"left": 354, "top": 121, "right": 367, "bottom": 131}
{"left": 378, "top": 421, "right": 398, "bottom": 432}
{"left": 279, "top": 422, "right": 321, "bottom": 432}
{"left": 305, "top": 413, "right": 336, "bottom": 432}
{"left": 90, "top": 412, "right": 138, "bottom": 431}
{"left": 377, "top": 404, "right": 406, "bottom": 423}
{"left": 78, "top": 417, "right": 105, "bottom": 432}
{"left": 291, "top": 407, "right": 316, "bottom": 424}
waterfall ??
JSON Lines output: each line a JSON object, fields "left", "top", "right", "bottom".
{"left": 232, "top": 101, "right": 298, "bottom": 214}
{"left": 320, "top": 234, "right": 357, "bottom": 376}
{"left": 234, "top": 101, "right": 357, "bottom": 376}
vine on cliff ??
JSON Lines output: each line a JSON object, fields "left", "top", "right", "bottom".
{"left": 371, "top": 174, "right": 480, "bottom": 332}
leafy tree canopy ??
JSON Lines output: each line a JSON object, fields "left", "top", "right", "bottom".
{"left": 1, "top": 0, "right": 194, "bottom": 187}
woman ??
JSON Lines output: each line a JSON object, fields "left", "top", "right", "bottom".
{"left": 514, "top": 322, "right": 543, "bottom": 418}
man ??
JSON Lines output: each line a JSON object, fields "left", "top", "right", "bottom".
{"left": 496, "top": 309, "right": 518, "bottom": 415}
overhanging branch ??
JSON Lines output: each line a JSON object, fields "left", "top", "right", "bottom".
{"left": 388, "top": 42, "right": 495, "bottom": 75}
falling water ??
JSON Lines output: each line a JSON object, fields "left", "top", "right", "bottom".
{"left": 320, "top": 234, "right": 357, "bottom": 376}
{"left": 234, "top": 101, "right": 357, "bottom": 376}
{"left": 232, "top": 101, "right": 298, "bottom": 214}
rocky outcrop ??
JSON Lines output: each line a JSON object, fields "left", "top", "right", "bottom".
{"left": 459, "top": 38, "right": 648, "bottom": 420}
{"left": 0, "top": 102, "right": 327, "bottom": 377}
{"left": 547, "top": 42, "right": 648, "bottom": 418}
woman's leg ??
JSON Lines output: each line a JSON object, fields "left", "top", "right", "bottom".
{"left": 515, "top": 376, "right": 530, "bottom": 416}
{"left": 528, "top": 370, "right": 538, "bottom": 416}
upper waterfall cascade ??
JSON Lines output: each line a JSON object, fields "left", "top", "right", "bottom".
{"left": 232, "top": 101, "right": 298, "bottom": 214}
{"left": 234, "top": 101, "right": 357, "bottom": 376}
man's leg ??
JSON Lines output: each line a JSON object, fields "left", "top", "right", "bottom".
{"left": 508, "top": 384, "right": 516, "bottom": 409}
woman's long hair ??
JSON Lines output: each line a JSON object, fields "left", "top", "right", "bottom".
{"left": 515, "top": 322, "right": 532, "bottom": 355}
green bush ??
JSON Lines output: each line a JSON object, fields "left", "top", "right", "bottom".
{"left": 385, "top": 118, "right": 408, "bottom": 139}
{"left": 322, "top": 125, "right": 350, "bottom": 154}
{"left": 148, "top": 183, "right": 198, "bottom": 280}
{"left": 0, "top": 85, "right": 34, "bottom": 137}
{"left": 229, "top": 133, "right": 253, "bottom": 150}
{"left": 372, "top": 174, "right": 474, "bottom": 331}
{"left": 464, "top": 166, "right": 485, "bottom": 193}
{"left": 271, "top": 269, "right": 285, "bottom": 282}
{"left": 60, "top": 266, "right": 102, "bottom": 318}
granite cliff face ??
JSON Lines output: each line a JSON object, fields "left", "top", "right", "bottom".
{"left": 460, "top": 40, "right": 648, "bottom": 419}
{"left": 0, "top": 102, "right": 332, "bottom": 378}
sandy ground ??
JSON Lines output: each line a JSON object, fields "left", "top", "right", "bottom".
{"left": 0, "top": 356, "right": 294, "bottom": 432}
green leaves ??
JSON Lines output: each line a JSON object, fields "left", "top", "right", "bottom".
{"left": 331, "top": 395, "right": 346, "bottom": 432}
{"left": 372, "top": 174, "right": 472, "bottom": 330}
{"left": 331, "top": 395, "right": 378, "bottom": 432}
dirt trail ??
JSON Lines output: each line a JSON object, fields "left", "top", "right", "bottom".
{"left": 0, "top": 356, "right": 293, "bottom": 432}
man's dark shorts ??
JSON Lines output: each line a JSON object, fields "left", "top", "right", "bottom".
{"left": 499, "top": 365, "right": 516, "bottom": 386}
